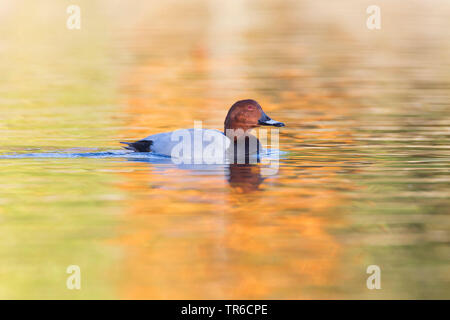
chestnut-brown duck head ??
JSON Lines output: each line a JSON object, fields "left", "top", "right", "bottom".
{"left": 224, "top": 99, "right": 285, "bottom": 133}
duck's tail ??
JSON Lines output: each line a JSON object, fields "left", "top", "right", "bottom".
{"left": 120, "top": 140, "right": 153, "bottom": 152}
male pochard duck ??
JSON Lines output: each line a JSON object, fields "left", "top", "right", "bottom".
{"left": 121, "top": 99, "right": 284, "bottom": 160}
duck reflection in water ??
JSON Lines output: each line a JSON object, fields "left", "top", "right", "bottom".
{"left": 227, "top": 163, "right": 264, "bottom": 193}
{"left": 125, "top": 155, "right": 269, "bottom": 193}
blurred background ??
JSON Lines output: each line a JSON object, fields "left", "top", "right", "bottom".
{"left": 0, "top": 0, "right": 449, "bottom": 299}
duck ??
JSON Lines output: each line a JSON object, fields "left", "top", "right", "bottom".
{"left": 120, "top": 99, "right": 285, "bottom": 162}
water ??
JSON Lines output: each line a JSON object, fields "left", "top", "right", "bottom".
{"left": 0, "top": 0, "right": 449, "bottom": 299}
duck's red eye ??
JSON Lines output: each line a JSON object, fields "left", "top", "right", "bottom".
{"left": 247, "top": 105, "right": 255, "bottom": 110}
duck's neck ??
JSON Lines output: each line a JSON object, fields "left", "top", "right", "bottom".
{"left": 223, "top": 124, "right": 255, "bottom": 136}
{"left": 224, "top": 125, "right": 261, "bottom": 153}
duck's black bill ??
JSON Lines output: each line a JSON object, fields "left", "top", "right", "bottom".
{"left": 258, "top": 111, "right": 285, "bottom": 127}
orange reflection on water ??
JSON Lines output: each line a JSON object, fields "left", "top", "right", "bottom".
{"left": 111, "top": 0, "right": 359, "bottom": 299}
{"left": 114, "top": 157, "right": 349, "bottom": 298}
{"left": 115, "top": 89, "right": 354, "bottom": 299}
